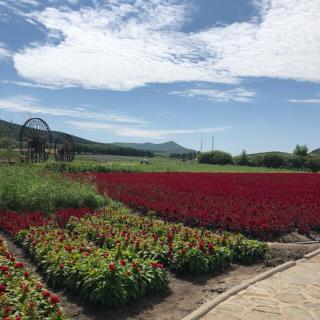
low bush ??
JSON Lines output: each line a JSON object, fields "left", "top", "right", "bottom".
{"left": 0, "top": 166, "right": 105, "bottom": 213}
{"left": 67, "top": 210, "right": 268, "bottom": 273}
{"left": 285, "top": 155, "right": 306, "bottom": 169}
{"left": 0, "top": 237, "right": 68, "bottom": 319}
{"left": 198, "top": 151, "right": 233, "bottom": 165}
{"left": 234, "top": 150, "right": 251, "bottom": 166}
{"left": 261, "top": 154, "right": 286, "bottom": 168}
{"left": 305, "top": 155, "right": 320, "bottom": 172}
{"left": 17, "top": 227, "right": 169, "bottom": 307}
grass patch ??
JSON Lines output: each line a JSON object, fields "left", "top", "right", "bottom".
{"left": 0, "top": 165, "right": 105, "bottom": 213}
{"left": 44, "top": 158, "right": 300, "bottom": 173}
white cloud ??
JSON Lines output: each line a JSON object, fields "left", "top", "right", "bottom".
{"left": 12, "top": 0, "right": 320, "bottom": 90}
{"left": 0, "top": 0, "right": 40, "bottom": 8}
{"left": 288, "top": 92, "right": 320, "bottom": 104}
{"left": 0, "top": 43, "right": 10, "bottom": 61}
{"left": 68, "top": 120, "right": 233, "bottom": 139}
{"left": 288, "top": 99, "right": 320, "bottom": 104}
{"left": 1, "top": 80, "right": 59, "bottom": 89}
{"left": 171, "top": 87, "right": 256, "bottom": 102}
{"left": 0, "top": 95, "right": 146, "bottom": 124}
{"left": 66, "top": 0, "right": 78, "bottom": 4}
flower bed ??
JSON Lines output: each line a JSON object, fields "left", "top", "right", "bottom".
{"left": 0, "top": 208, "right": 93, "bottom": 236}
{"left": 67, "top": 210, "right": 268, "bottom": 273}
{"left": 16, "top": 227, "right": 169, "bottom": 307}
{"left": 0, "top": 236, "right": 67, "bottom": 319}
{"left": 90, "top": 172, "right": 320, "bottom": 237}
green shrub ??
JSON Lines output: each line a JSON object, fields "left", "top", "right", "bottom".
{"left": 293, "top": 144, "right": 308, "bottom": 157}
{"left": 248, "top": 154, "right": 264, "bottom": 167}
{"left": 234, "top": 150, "right": 251, "bottom": 166}
{"left": 262, "top": 154, "right": 286, "bottom": 168}
{"left": 198, "top": 151, "right": 233, "bottom": 165}
{"left": 305, "top": 155, "right": 320, "bottom": 172}
{"left": 286, "top": 155, "right": 306, "bottom": 169}
{"left": 0, "top": 166, "right": 105, "bottom": 213}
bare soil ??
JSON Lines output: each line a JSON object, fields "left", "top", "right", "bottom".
{"left": 2, "top": 233, "right": 319, "bottom": 320}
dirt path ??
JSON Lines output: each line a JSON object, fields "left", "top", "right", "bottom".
{"left": 2, "top": 233, "right": 319, "bottom": 320}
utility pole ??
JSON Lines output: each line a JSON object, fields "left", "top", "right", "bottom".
{"left": 212, "top": 136, "right": 214, "bottom": 151}
{"left": 200, "top": 140, "right": 203, "bottom": 153}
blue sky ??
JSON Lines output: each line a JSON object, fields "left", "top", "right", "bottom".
{"left": 0, "top": 0, "right": 319, "bottom": 154}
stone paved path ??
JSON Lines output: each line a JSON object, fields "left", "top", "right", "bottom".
{"left": 201, "top": 254, "right": 320, "bottom": 320}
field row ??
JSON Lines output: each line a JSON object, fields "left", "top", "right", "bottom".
{"left": 0, "top": 236, "right": 68, "bottom": 319}
{"left": 90, "top": 172, "right": 320, "bottom": 237}
{"left": 0, "top": 208, "right": 267, "bottom": 308}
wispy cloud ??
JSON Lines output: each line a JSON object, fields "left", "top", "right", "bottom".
{"left": 171, "top": 88, "right": 256, "bottom": 102}
{"left": 288, "top": 93, "right": 320, "bottom": 104}
{"left": 0, "top": 43, "right": 10, "bottom": 62}
{"left": 1, "top": 80, "right": 59, "bottom": 89}
{"left": 288, "top": 99, "right": 320, "bottom": 104}
{"left": 11, "top": 0, "right": 320, "bottom": 91}
{"left": 0, "top": 95, "right": 147, "bottom": 124}
{"left": 0, "top": 0, "right": 40, "bottom": 7}
{"left": 68, "top": 120, "right": 233, "bottom": 139}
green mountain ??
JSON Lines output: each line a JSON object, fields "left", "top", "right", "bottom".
{"left": 113, "top": 141, "right": 195, "bottom": 154}
{"left": 0, "top": 119, "right": 94, "bottom": 145}
{"left": 0, "top": 119, "right": 152, "bottom": 157}
{"left": 0, "top": 119, "right": 194, "bottom": 156}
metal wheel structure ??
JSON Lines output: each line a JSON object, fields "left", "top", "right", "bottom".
{"left": 54, "top": 133, "right": 75, "bottom": 162}
{"left": 19, "top": 118, "right": 52, "bottom": 162}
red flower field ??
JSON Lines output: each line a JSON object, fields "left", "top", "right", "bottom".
{"left": 92, "top": 172, "right": 320, "bottom": 237}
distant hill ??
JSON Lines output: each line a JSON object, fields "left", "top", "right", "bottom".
{"left": 113, "top": 141, "right": 195, "bottom": 154}
{"left": 249, "top": 151, "right": 291, "bottom": 157}
{"left": 0, "top": 119, "right": 152, "bottom": 157}
{"left": 311, "top": 148, "right": 320, "bottom": 155}
{"left": 0, "top": 119, "right": 96, "bottom": 145}
{"left": 0, "top": 119, "right": 194, "bottom": 154}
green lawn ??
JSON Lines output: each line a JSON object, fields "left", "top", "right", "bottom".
{"left": 0, "top": 165, "right": 105, "bottom": 213}
{"left": 44, "top": 155, "right": 301, "bottom": 173}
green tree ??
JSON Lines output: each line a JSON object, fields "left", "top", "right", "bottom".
{"left": 237, "top": 150, "right": 250, "bottom": 166}
{"left": 293, "top": 144, "right": 308, "bottom": 157}
{"left": 198, "top": 151, "right": 233, "bottom": 165}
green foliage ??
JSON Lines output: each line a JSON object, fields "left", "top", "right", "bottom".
{"left": 0, "top": 166, "right": 105, "bottom": 213}
{"left": 261, "top": 154, "right": 286, "bottom": 168}
{"left": 293, "top": 144, "right": 309, "bottom": 157}
{"left": 220, "top": 234, "right": 269, "bottom": 264}
{"left": 305, "top": 155, "right": 320, "bottom": 172}
{"left": 75, "top": 143, "right": 153, "bottom": 157}
{"left": 17, "top": 227, "right": 169, "bottom": 307}
{"left": 0, "top": 237, "right": 68, "bottom": 319}
{"left": 234, "top": 150, "right": 250, "bottom": 166}
{"left": 198, "top": 151, "right": 233, "bottom": 165}
{"left": 43, "top": 157, "right": 298, "bottom": 174}
{"left": 286, "top": 155, "right": 306, "bottom": 169}
{"left": 248, "top": 154, "right": 264, "bottom": 167}
{"left": 169, "top": 151, "right": 198, "bottom": 161}
{"left": 67, "top": 209, "right": 268, "bottom": 274}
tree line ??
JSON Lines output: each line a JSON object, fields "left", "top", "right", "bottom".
{"left": 197, "top": 145, "right": 320, "bottom": 172}
{"left": 74, "top": 143, "right": 154, "bottom": 157}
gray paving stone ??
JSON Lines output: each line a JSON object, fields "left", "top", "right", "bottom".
{"left": 200, "top": 254, "right": 320, "bottom": 320}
